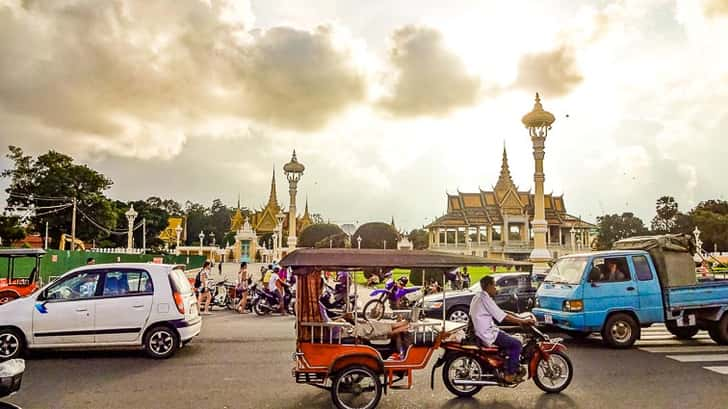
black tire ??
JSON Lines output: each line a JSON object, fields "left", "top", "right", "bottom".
{"left": 601, "top": 313, "right": 639, "bottom": 348}
{"left": 0, "top": 328, "right": 24, "bottom": 362}
{"left": 446, "top": 306, "right": 470, "bottom": 323}
{"left": 665, "top": 321, "right": 700, "bottom": 340}
{"left": 253, "top": 299, "right": 269, "bottom": 316}
{"left": 143, "top": 325, "right": 179, "bottom": 359}
{"left": 708, "top": 314, "right": 728, "bottom": 345}
{"left": 533, "top": 350, "right": 573, "bottom": 393}
{"left": 331, "top": 365, "right": 382, "bottom": 409}
{"left": 362, "top": 299, "right": 385, "bottom": 321}
{"left": 441, "top": 354, "right": 484, "bottom": 398}
{"left": 0, "top": 291, "right": 19, "bottom": 306}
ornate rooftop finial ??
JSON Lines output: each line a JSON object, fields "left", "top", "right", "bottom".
{"left": 495, "top": 143, "right": 516, "bottom": 192}
{"left": 267, "top": 167, "right": 279, "bottom": 208}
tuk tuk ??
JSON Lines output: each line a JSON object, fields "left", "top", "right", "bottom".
{"left": 0, "top": 249, "right": 44, "bottom": 305}
{"left": 282, "top": 249, "right": 571, "bottom": 409}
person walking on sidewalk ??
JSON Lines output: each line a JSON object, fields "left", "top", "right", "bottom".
{"left": 236, "top": 262, "right": 249, "bottom": 314}
{"left": 198, "top": 261, "right": 213, "bottom": 315}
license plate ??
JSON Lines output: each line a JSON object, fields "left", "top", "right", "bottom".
{"left": 544, "top": 314, "right": 553, "bottom": 324}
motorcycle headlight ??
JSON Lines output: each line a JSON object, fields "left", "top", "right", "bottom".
{"left": 563, "top": 299, "right": 584, "bottom": 312}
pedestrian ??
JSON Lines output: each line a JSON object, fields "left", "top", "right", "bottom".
{"left": 218, "top": 260, "right": 223, "bottom": 275}
{"left": 86, "top": 257, "right": 96, "bottom": 265}
{"left": 236, "top": 262, "right": 249, "bottom": 314}
{"left": 198, "top": 261, "right": 213, "bottom": 315}
{"left": 462, "top": 267, "right": 471, "bottom": 288}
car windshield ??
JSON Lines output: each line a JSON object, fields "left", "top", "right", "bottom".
{"left": 468, "top": 283, "right": 480, "bottom": 292}
{"left": 544, "top": 257, "right": 589, "bottom": 284}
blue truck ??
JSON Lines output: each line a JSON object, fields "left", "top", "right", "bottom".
{"left": 532, "top": 235, "right": 728, "bottom": 348}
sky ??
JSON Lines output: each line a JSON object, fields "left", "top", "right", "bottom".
{"left": 1, "top": 0, "right": 727, "bottom": 231}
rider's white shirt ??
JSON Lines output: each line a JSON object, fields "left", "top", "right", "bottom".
{"left": 469, "top": 290, "right": 506, "bottom": 346}
{"left": 268, "top": 272, "right": 280, "bottom": 292}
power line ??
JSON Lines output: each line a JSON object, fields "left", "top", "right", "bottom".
{"left": 7, "top": 192, "right": 70, "bottom": 201}
{"left": 76, "top": 207, "right": 143, "bottom": 236}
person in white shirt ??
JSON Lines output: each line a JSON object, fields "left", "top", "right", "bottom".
{"left": 469, "top": 276, "right": 535, "bottom": 384}
{"left": 268, "top": 267, "right": 285, "bottom": 315}
{"left": 198, "top": 261, "right": 213, "bottom": 315}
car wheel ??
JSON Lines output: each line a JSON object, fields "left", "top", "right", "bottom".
{"left": 144, "top": 325, "right": 179, "bottom": 359}
{"left": 601, "top": 313, "right": 639, "bottom": 348}
{"left": 0, "top": 328, "right": 24, "bottom": 361}
{"left": 447, "top": 306, "right": 470, "bottom": 323}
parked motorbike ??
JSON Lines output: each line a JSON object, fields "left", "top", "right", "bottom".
{"left": 434, "top": 313, "right": 573, "bottom": 396}
{"left": 362, "top": 278, "right": 421, "bottom": 320}
{"left": 252, "top": 283, "right": 295, "bottom": 316}
{"left": 319, "top": 282, "right": 356, "bottom": 317}
{"left": 208, "top": 280, "right": 237, "bottom": 311}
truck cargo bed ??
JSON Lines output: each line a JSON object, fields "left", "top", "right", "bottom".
{"left": 665, "top": 280, "right": 728, "bottom": 310}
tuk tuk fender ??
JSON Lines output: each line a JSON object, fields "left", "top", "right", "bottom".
{"left": 329, "top": 353, "right": 384, "bottom": 377}
{"left": 529, "top": 343, "right": 568, "bottom": 378}
{"left": 0, "top": 289, "right": 21, "bottom": 304}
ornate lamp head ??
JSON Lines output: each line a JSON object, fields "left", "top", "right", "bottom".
{"left": 521, "top": 93, "right": 555, "bottom": 138}
{"left": 125, "top": 205, "right": 138, "bottom": 224}
{"left": 283, "top": 150, "right": 305, "bottom": 183}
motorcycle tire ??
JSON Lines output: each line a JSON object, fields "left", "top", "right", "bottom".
{"left": 253, "top": 299, "right": 270, "bottom": 316}
{"left": 441, "top": 354, "right": 484, "bottom": 398}
{"left": 288, "top": 299, "right": 296, "bottom": 316}
{"left": 363, "top": 299, "right": 385, "bottom": 321}
{"left": 533, "top": 350, "right": 573, "bottom": 393}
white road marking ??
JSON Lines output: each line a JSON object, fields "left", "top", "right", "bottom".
{"left": 704, "top": 366, "right": 728, "bottom": 375}
{"left": 666, "top": 354, "right": 728, "bottom": 362}
{"left": 635, "top": 339, "right": 714, "bottom": 346}
{"left": 639, "top": 346, "right": 728, "bottom": 353}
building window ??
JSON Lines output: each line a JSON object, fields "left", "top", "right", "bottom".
{"left": 492, "top": 225, "right": 502, "bottom": 241}
{"left": 509, "top": 225, "right": 521, "bottom": 241}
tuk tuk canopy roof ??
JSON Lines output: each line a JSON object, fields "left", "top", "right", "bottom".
{"left": 0, "top": 248, "right": 46, "bottom": 258}
{"left": 280, "top": 249, "right": 532, "bottom": 274}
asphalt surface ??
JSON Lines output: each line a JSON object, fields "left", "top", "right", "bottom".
{"left": 5, "top": 311, "right": 728, "bottom": 409}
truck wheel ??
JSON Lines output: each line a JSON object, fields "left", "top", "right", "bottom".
{"left": 602, "top": 313, "right": 639, "bottom": 348}
{"left": 666, "top": 320, "right": 699, "bottom": 340}
{"left": 708, "top": 314, "right": 728, "bottom": 345}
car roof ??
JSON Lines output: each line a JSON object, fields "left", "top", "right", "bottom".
{"left": 64, "top": 263, "right": 183, "bottom": 276}
{"left": 561, "top": 250, "right": 649, "bottom": 258}
{"left": 491, "top": 272, "right": 530, "bottom": 279}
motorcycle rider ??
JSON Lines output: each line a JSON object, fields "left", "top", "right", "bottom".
{"left": 391, "top": 276, "right": 409, "bottom": 308}
{"left": 469, "top": 276, "right": 536, "bottom": 384}
{"left": 268, "top": 266, "right": 286, "bottom": 315}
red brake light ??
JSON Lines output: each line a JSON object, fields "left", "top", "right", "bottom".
{"left": 173, "top": 291, "right": 185, "bottom": 314}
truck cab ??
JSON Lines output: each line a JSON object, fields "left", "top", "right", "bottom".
{"left": 534, "top": 244, "right": 728, "bottom": 348}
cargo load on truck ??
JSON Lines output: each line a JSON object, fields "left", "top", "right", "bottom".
{"left": 612, "top": 234, "right": 696, "bottom": 288}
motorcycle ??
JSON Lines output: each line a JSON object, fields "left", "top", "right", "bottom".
{"left": 362, "top": 278, "right": 421, "bottom": 320}
{"left": 434, "top": 313, "right": 573, "bottom": 396}
{"left": 208, "top": 280, "right": 237, "bottom": 311}
{"left": 252, "top": 282, "right": 296, "bottom": 316}
{"left": 319, "top": 282, "right": 356, "bottom": 318}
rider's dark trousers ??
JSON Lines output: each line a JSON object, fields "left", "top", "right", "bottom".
{"left": 494, "top": 331, "right": 522, "bottom": 375}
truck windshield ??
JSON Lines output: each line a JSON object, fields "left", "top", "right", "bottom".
{"left": 544, "top": 257, "right": 588, "bottom": 284}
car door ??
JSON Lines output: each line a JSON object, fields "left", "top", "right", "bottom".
{"left": 94, "top": 269, "right": 154, "bottom": 344}
{"left": 582, "top": 256, "right": 640, "bottom": 329}
{"left": 494, "top": 277, "right": 518, "bottom": 311}
{"left": 630, "top": 255, "right": 663, "bottom": 323}
{"left": 32, "top": 271, "right": 101, "bottom": 345}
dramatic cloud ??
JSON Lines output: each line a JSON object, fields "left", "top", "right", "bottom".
{"left": 378, "top": 26, "right": 480, "bottom": 117}
{"left": 704, "top": 0, "right": 728, "bottom": 16}
{"left": 514, "top": 45, "right": 583, "bottom": 97}
{"left": 0, "top": 0, "right": 366, "bottom": 159}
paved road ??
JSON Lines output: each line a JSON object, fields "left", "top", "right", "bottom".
{"left": 5, "top": 313, "right": 728, "bottom": 409}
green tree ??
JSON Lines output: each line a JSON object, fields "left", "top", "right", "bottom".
{"left": 2, "top": 146, "right": 116, "bottom": 247}
{"left": 651, "top": 196, "right": 678, "bottom": 233}
{"left": 314, "top": 233, "right": 349, "bottom": 248}
{"left": 595, "top": 212, "right": 649, "bottom": 250}
{"left": 298, "top": 224, "right": 344, "bottom": 247}
{"left": 408, "top": 229, "right": 429, "bottom": 250}
{"left": 690, "top": 200, "right": 728, "bottom": 252}
{"left": 353, "top": 222, "right": 400, "bottom": 249}
{"left": 0, "top": 215, "right": 26, "bottom": 244}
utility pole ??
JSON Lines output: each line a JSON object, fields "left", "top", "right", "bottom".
{"left": 142, "top": 218, "right": 146, "bottom": 254}
{"left": 70, "top": 197, "right": 77, "bottom": 251}
{"left": 44, "top": 221, "right": 49, "bottom": 249}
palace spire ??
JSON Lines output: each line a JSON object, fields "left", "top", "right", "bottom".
{"left": 267, "top": 167, "right": 279, "bottom": 209}
{"left": 494, "top": 143, "right": 516, "bottom": 191}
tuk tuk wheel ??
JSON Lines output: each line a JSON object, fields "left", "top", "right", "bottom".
{"left": 0, "top": 328, "right": 24, "bottom": 361}
{"left": 331, "top": 365, "right": 382, "bottom": 409}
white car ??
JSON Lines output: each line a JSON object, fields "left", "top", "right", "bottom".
{"left": 0, "top": 263, "right": 201, "bottom": 360}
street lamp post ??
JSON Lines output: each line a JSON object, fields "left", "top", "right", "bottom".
{"left": 198, "top": 231, "right": 204, "bottom": 256}
{"left": 357, "top": 235, "right": 362, "bottom": 249}
{"left": 284, "top": 150, "right": 305, "bottom": 248}
{"left": 276, "top": 212, "right": 285, "bottom": 253}
{"left": 272, "top": 232, "right": 278, "bottom": 260}
{"left": 522, "top": 93, "right": 556, "bottom": 271}
{"left": 209, "top": 232, "right": 216, "bottom": 247}
{"left": 125, "top": 205, "right": 138, "bottom": 252}
{"left": 383, "top": 240, "right": 387, "bottom": 250}
{"left": 175, "top": 225, "right": 183, "bottom": 255}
